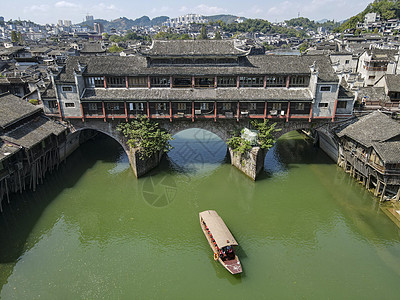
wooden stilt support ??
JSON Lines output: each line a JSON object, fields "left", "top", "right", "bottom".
{"left": 380, "top": 183, "right": 387, "bottom": 202}
{"left": 375, "top": 181, "right": 381, "bottom": 196}
{"left": 395, "top": 187, "right": 400, "bottom": 201}
{"left": 366, "top": 174, "right": 370, "bottom": 190}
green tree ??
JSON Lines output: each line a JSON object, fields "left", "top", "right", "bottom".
{"left": 227, "top": 120, "right": 278, "bottom": 154}
{"left": 214, "top": 30, "right": 222, "bottom": 40}
{"left": 198, "top": 25, "right": 208, "bottom": 40}
{"left": 250, "top": 120, "right": 278, "bottom": 150}
{"left": 11, "top": 31, "right": 17, "bottom": 43}
{"left": 17, "top": 32, "right": 23, "bottom": 43}
{"left": 117, "top": 116, "right": 173, "bottom": 160}
{"left": 108, "top": 44, "right": 124, "bottom": 53}
{"left": 299, "top": 42, "right": 309, "bottom": 53}
{"left": 102, "top": 32, "right": 109, "bottom": 40}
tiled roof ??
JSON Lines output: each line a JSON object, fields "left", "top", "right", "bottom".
{"left": 1, "top": 116, "right": 67, "bottom": 149}
{"left": 372, "top": 141, "right": 400, "bottom": 164}
{"left": 384, "top": 74, "right": 400, "bottom": 93}
{"left": 366, "top": 48, "right": 397, "bottom": 61}
{"left": 356, "top": 87, "right": 386, "bottom": 102}
{"left": 81, "top": 87, "right": 313, "bottom": 102}
{"left": 140, "top": 40, "right": 248, "bottom": 57}
{"left": 0, "top": 93, "right": 41, "bottom": 129}
{"left": 59, "top": 54, "right": 337, "bottom": 83}
{"left": 337, "top": 111, "right": 400, "bottom": 147}
{"left": 80, "top": 42, "right": 106, "bottom": 54}
{"left": 0, "top": 141, "right": 20, "bottom": 162}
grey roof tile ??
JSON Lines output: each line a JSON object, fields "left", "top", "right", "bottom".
{"left": 81, "top": 87, "right": 313, "bottom": 102}
{"left": 337, "top": 111, "right": 400, "bottom": 147}
{"left": 140, "top": 40, "right": 248, "bottom": 57}
{"left": 1, "top": 116, "right": 67, "bottom": 149}
{"left": 0, "top": 93, "right": 41, "bottom": 129}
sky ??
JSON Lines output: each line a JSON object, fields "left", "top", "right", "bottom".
{"left": 2, "top": 0, "right": 373, "bottom": 24}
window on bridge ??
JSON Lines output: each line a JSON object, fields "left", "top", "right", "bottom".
{"left": 173, "top": 77, "right": 192, "bottom": 88}
{"left": 239, "top": 76, "right": 264, "bottom": 87}
{"left": 266, "top": 76, "right": 286, "bottom": 87}
{"left": 217, "top": 76, "right": 236, "bottom": 87}
{"left": 194, "top": 77, "right": 215, "bottom": 88}
{"left": 151, "top": 77, "right": 170, "bottom": 88}
{"left": 107, "top": 77, "right": 126, "bottom": 88}
{"left": 177, "top": 103, "right": 187, "bottom": 111}
{"left": 128, "top": 77, "right": 147, "bottom": 88}
{"left": 289, "top": 76, "right": 309, "bottom": 87}
{"left": 88, "top": 103, "right": 97, "bottom": 111}
{"left": 85, "top": 77, "right": 104, "bottom": 88}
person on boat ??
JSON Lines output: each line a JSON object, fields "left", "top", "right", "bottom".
{"left": 226, "top": 246, "right": 234, "bottom": 260}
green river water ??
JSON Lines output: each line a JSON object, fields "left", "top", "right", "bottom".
{"left": 0, "top": 129, "right": 399, "bottom": 299}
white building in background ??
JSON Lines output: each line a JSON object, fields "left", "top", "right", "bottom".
{"left": 58, "top": 20, "right": 63, "bottom": 27}
{"left": 64, "top": 20, "right": 72, "bottom": 27}
{"left": 163, "top": 14, "right": 207, "bottom": 27}
{"left": 364, "top": 13, "right": 380, "bottom": 24}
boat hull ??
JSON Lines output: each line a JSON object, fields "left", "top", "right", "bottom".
{"left": 199, "top": 214, "right": 242, "bottom": 275}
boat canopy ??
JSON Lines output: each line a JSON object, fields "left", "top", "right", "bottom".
{"left": 199, "top": 210, "right": 238, "bottom": 248}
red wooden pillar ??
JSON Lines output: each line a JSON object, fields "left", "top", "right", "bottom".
{"left": 192, "top": 101, "right": 194, "bottom": 122}
{"left": 264, "top": 101, "right": 267, "bottom": 121}
{"left": 237, "top": 101, "right": 240, "bottom": 122}
{"left": 192, "top": 76, "right": 195, "bottom": 88}
{"left": 103, "top": 76, "right": 107, "bottom": 89}
{"left": 102, "top": 101, "right": 106, "bottom": 122}
{"left": 170, "top": 76, "right": 173, "bottom": 88}
{"left": 309, "top": 105, "right": 313, "bottom": 122}
{"left": 214, "top": 76, "right": 217, "bottom": 88}
{"left": 147, "top": 101, "right": 150, "bottom": 119}
{"left": 147, "top": 76, "right": 151, "bottom": 89}
{"left": 286, "top": 102, "right": 290, "bottom": 122}
{"left": 125, "top": 76, "right": 129, "bottom": 89}
{"left": 80, "top": 103, "right": 85, "bottom": 122}
{"left": 169, "top": 101, "right": 172, "bottom": 122}
{"left": 214, "top": 101, "right": 217, "bottom": 122}
{"left": 286, "top": 75, "right": 290, "bottom": 88}
{"left": 332, "top": 99, "right": 338, "bottom": 122}
{"left": 124, "top": 101, "right": 128, "bottom": 121}
{"left": 57, "top": 100, "right": 62, "bottom": 119}
{"left": 237, "top": 76, "right": 240, "bottom": 88}
{"left": 264, "top": 75, "right": 267, "bottom": 88}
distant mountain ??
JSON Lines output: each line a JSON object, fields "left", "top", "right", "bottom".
{"left": 316, "top": 19, "right": 329, "bottom": 24}
{"left": 79, "top": 15, "right": 169, "bottom": 31}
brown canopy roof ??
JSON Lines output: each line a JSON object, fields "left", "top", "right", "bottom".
{"left": 199, "top": 210, "right": 238, "bottom": 248}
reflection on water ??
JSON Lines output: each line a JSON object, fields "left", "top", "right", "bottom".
{"left": 0, "top": 130, "right": 399, "bottom": 299}
{"left": 168, "top": 128, "right": 227, "bottom": 176}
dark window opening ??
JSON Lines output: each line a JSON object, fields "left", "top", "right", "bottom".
{"left": 239, "top": 76, "right": 264, "bottom": 87}
{"left": 151, "top": 77, "right": 170, "bottom": 87}
{"left": 217, "top": 76, "right": 236, "bottom": 87}
{"left": 173, "top": 77, "right": 192, "bottom": 88}
{"left": 337, "top": 101, "right": 347, "bottom": 109}
{"left": 107, "top": 77, "right": 126, "bottom": 88}
{"left": 194, "top": 77, "right": 215, "bottom": 88}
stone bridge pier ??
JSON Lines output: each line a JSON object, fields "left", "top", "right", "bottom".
{"left": 66, "top": 118, "right": 330, "bottom": 180}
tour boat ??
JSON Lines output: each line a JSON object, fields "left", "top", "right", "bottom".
{"left": 199, "top": 210, "right": 242, "bottom": 274}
